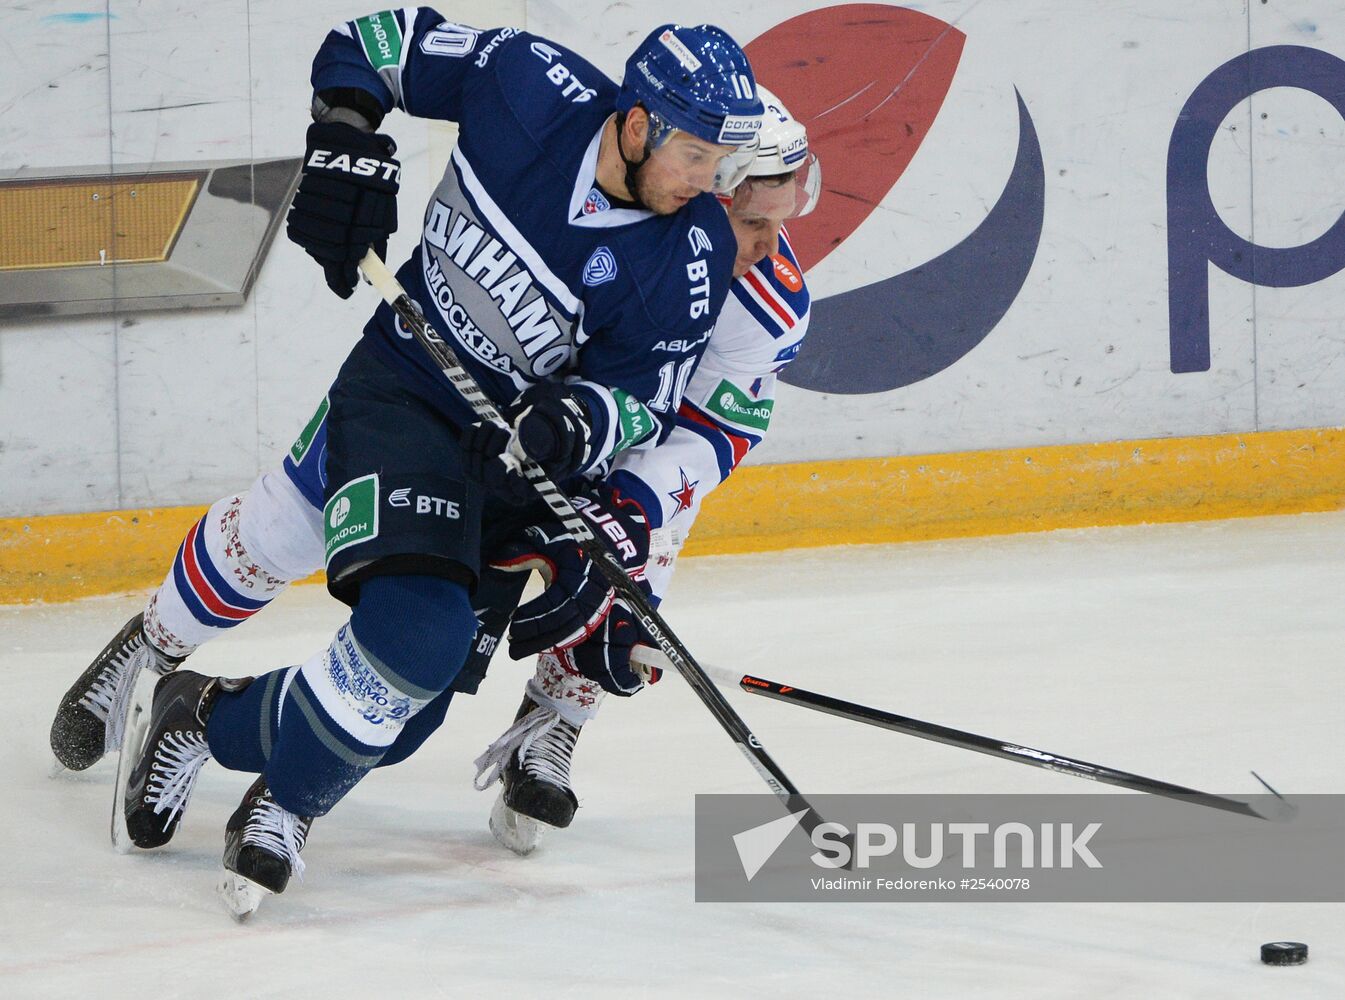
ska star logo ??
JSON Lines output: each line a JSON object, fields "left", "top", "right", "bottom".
{"left": 668, "top": 468, "right": 699, "bottom": 515}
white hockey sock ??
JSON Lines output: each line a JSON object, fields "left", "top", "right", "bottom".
{"left": 527, "top": 651, "right": 607, "bottom": 727}
{"left": 143, "top": 471, "right": 323, "bottom": 658}
{"left": 472, "top": 654, "right": 604, "bottom": 790}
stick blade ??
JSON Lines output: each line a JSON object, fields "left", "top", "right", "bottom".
{"left": 1248, "top": 771, "right": 1299, "bottom": 823}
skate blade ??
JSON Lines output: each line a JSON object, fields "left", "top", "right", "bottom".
{"left": 109, "top": 669, "right": 159, "bottom": 853}
{"left": 217, "top": 869, "right": 271, "bottom": 922}
{"left": 489, "top": 792, "right": 545, "bottom": 856}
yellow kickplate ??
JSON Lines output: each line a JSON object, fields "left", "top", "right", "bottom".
{"left": 2, "top": 427, "right": 1342, "bottom": 604}
{"left": 683, "top": 427, "right": 1345, "bottom": 555}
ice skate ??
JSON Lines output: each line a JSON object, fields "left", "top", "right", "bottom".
{"left": 476, "top": 694, "right": 583, "bottom": 856}
{"left": 218, "top": 776, "right": 312, "bottom": 921}
{"left": 111, "top": 670, "right": 243, "bottom": 852}
{"left": 50, "top": 613, "right": 184, "bottom": 772}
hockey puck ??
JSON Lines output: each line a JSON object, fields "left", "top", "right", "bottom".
{"left": 1260, "top": 942, "right": 1308, "bottom": 966}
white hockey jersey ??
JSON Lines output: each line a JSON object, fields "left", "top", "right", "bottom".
{"left": 607, "top": 230, "right": 810, "bottom": 598}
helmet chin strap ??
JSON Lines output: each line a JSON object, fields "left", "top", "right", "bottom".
{"left": 614, "top": 110, "right": 654, "bottom": 209}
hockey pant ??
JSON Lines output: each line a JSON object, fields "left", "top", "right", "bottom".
{"left": 139, "top": 461, "right": 527, "bottom": 815}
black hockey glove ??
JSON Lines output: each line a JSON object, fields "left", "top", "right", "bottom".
{"left": 287, "top": 121, "right": 400, "bottom": 299}
{"left": 512, "top": 382, "right": 595, "bottom": 480}
{"left": 550, "top": 601, "right": 657, "bottom": 697}
{"left": 459, "top": 419, "right": 533, "bottom": 504}
{"left": 461, "top": 383, "right": 597, "bottom": 501}
{"left": 489, "top": 483, "right": 651, "bottom": 657}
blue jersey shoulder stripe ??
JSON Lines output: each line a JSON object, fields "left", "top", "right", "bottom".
{"left": 765, "top": 232, "right": 809, "bottom": 306}
{"left": 673, "top": 411, "right": 737, "bottom": 481}
{"left": 730, "top": 279, "right": 790, "bottom": 339}
{"left": 447, "top": 152, "right": 581, "bottom": 322}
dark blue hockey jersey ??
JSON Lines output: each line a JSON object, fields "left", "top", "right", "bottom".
{"left": 311, "top": 11, "right": 738, "bottom": 470}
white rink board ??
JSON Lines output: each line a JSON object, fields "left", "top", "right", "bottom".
{"left": 0, "top": 0, "right": 521, "bottom": 516}
{"left": 3, "top": 2, "right": 1345, "bottom": 514}
{"left": 2, "top": 512, "right": 1342, "bottom": 996}
{"left": 529, "top": 0, "right": 1345, "bottom": 465}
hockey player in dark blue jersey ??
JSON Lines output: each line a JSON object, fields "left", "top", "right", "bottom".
{"left": 92, "top": 10, "right": 763, "bottom": 918}
{"left": 289, "top": 12, "right": 762, "bottom": 447}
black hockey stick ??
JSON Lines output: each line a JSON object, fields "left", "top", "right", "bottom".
{"left": 631, "top": 651, "right": 1296, "bottom": 823}
{"left": 358, "top": 252, "right": 832, "bottom": 835}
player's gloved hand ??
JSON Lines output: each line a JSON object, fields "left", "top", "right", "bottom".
{"left": 490, "top": 483, "right": 651, "bottom": 656}
{"left": 461, "top": 383, "right": 597, "bottom": 501}
{"left": 460, "top": 419, "right": 534, "bottom": 505}
{"left": 286, "top": 121, "right": 400, "bottom": 298}
{"left": 550, "top": 601, "right": 659, "bottom": 697}
{"left": 510, "top": 383, "right": 595, "bottom": 481}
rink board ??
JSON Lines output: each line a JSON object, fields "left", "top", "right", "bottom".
{"left": 3, "top": 425, "right": 1341, "bottom": 604}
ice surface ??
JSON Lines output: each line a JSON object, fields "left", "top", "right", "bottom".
{"left": 3, "top": 513, "right": 1342, "bottom": 998}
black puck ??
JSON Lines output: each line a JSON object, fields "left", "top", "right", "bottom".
{"left": 1260, "top": 942, "right": 1308, "bottom": 966}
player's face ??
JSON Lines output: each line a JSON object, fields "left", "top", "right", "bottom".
{"left": 636, "top": 131, "right": 736, "bottom": 215}
{"left": 726, "top": 180, "right": 798, "bottom": 277}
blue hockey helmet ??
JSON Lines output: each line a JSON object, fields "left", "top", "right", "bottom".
{"left": 616, "top": 24, "right": 764, "bottom": 152}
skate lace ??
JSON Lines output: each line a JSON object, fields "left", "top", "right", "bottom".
{"left": 472, "top": 705, "right": 577, "bottom": 792}
{"left": 77, "top": 639, "right": 143, "bottom": 724}
{"left": 242, "top": 795, "right": 309, "bottom": 881}
{"left": 145, "top": 729, "right": 212, "bottom": 830}
{"left": 102, "top": 646, "right": 160, "bottom": 755}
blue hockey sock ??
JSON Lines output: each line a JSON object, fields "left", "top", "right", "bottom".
{"left": 379, "top": 686, "right": 456, "bottom": 767}
{"left": 262, "top": 574, "right": 477, "bottom": 816}
{"left": 208, "top": 669, "right": 460, "bottom": 773}
{"left": 206, "top": 666, "right": 292, "bottom": 773}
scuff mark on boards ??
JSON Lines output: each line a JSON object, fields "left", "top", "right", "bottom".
{"left": 40, "top": 13, "right": 118, "bottom": 25}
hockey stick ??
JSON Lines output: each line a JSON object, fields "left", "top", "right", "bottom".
{"left": 632, "top": 650, "right": 1296, "bottom": 823}
{"left": 358, "top": 251, "right": 833, "bottom": 836}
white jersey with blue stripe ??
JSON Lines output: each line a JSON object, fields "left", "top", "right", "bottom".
{"left": 312, "top": 10, "right": 737, "bottom": 469}
{"left": 607, "top": 231, "right": 810, "bottom": 597}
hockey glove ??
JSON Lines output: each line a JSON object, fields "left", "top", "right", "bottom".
{"left": 287, "top": 121, "right": 400, "bottom": 298}
{"left": 461, "top": 383, "right": 597, "bottom": 500}
{"left": 491, "top": 483, "right": 651, "bottom": 656}
{"left": 552, "top": 600, "right": 658, "bottom": 697}
{"left": 459, "top": 419, "right": 534, "bottom": 504}
{"left": 512, "top": 383, "right": 595, "bottom": 480}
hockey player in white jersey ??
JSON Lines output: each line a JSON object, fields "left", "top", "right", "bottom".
{"left": 473, "top": 88, "right": 819, "bottom": 853}
{"left": 56, "top": 10, "right": 764, "bottom": 917}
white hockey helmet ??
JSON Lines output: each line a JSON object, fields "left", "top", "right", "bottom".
{"left": 727, "top": 86, "right": 821, "bottom": 218}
